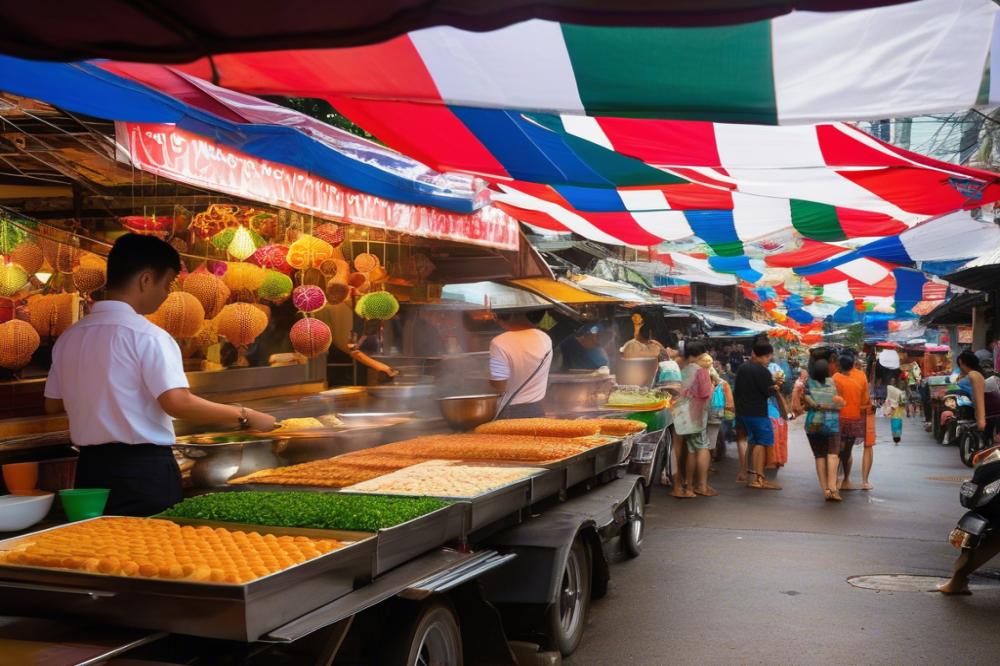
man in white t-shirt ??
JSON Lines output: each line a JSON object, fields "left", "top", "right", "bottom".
{"left": 489, "top": 311, "right": 553, "bottom": 419}
{"left": 44, "top": 234, "right": 275, "bottom": 516}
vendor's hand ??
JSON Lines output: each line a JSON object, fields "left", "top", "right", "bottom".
{"left": 248, "top": 410, "right": 277, "bottom": 432}
{"left": 379, "top": 365, "right": 399, "bottom": 378}
{"left": 978, "top": 418, "right": 987, "bottom": 432}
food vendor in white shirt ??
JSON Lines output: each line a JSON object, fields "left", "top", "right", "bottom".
{"left": 489, "top": 311, "right": 553, "bottom": 419}
{"left": 43, "top": 234, "right": 276, "bottom": 516}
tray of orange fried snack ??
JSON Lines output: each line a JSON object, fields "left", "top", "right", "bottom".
{"left": 473, "top": 417, "right": 646, "bottom": 438}
{"left": 229, "top": 452, "right": 431, "bottom": 490}
{"left": 0, "top": 516, "right": 376, "bottom": 641}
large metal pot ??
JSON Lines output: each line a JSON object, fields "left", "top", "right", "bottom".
{"left": 438, "top": 394, "right": 500, "bottom": 431}
{"left": 174, "top": 435, "right": 284, "bottom": 488}
{"left": 544, "top": 372, "right": 615, "bottom": 413}
{"left": 615, "top": 358, "right": 659, "bottom": 387}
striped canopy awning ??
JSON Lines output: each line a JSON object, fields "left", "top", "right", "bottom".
{"left": 176, "top": 0, "right": 1000, "bottom": 125}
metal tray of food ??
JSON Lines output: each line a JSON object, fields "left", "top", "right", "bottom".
{"left": 374, "top": 502, "right": 468, "bottom": 575}
{"left": 556, "top": 440, "right": 623, "bottom": 488}
{"left": 0, "top": 518, "right": 376, "bottom": 642}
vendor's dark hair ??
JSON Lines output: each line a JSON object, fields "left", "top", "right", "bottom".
{"left": 811, "top": 359, "right": 830, "bottom": 382}
{"left": 958, "top": 350, "right": 981, "bottom": 372}
{"left": 684, "top": 341, "right": 707, "bottom": 359}
{"left": 752, "top": 342, "right": 773, "bottom": 357}
{"left": 106, "top": 233, "right": 181, "bottom": 290}
{"left": 838, "top": 354, "right": 854, "bottom": 372}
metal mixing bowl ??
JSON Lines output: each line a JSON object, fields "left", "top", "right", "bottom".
{"left": 438, "top": 394, "right": 501, "bottom": 431}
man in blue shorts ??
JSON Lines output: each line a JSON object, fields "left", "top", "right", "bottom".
{"left": 734, "top": 341, "right": 780, "bottom": 489}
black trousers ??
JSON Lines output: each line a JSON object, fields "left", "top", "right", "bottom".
{"left": 75, "top": 444, "right": 183, "bottom": 517}
{"left": 497, "top": 401, "right": 545, "bottom": 420}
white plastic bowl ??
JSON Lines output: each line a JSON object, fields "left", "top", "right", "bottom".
{"left": 0, "top": 492, "right": 54, "bottom": 532}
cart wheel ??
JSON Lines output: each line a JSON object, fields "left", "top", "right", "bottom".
{"left": 959, "top": 429, "right": 979, "bottom": 468}
{"left": 545, "top": 537, "right": 592, "bottom": 657}
{"left": 384, "top": 600, "right": 464, "bottom": 666}
{"left": 932, "top": 409, "right": 944, "bottom": 443}
{"left": 623, "top": 482, "right": 645, "bottom": 559}
{"left": 943, "top": 420, "right": 957, "bottom": 447}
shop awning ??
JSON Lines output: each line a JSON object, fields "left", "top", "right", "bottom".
{"left": 945, "top": 246, "right": 1000, "bottom": 292}
{"left": 439, "top": 281, "right": 551, "bottom": 311}
{"left": 919, "top": 292, "right": 987, "bottom": 326}
{"left": 172, "top": 0, "right": 998, "bottom": 124}
{"left": 0, "top": 2, "right": 924, "bottom": 64}
{"left": 508, "top": 278, "right": 621, "bottom": 305}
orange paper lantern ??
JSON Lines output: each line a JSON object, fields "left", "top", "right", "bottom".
{"left": 9, "top": 241, "right": 43, "bottom": 276}
{"left": 40, "top": 239, "right": 80, "bottom": 274}
{"left": 353, "top": 252, "right": 380, "bottom": 273}
{"left": 215, "top": 303, "right": 268, "bottom": 347}
{"left": 27, "top": 293, "right": 78, "bottom": 338}
{"left": 73, "top": 267, "right": 106, "bottom": 294}
{"left": 148, "top": 291, "right": 205, "bottom": 338}
{"left": 183, "top": 270, "right": 229, "bottom": 319}
{"left": 0, "top": 319, "right": 40, "bottom": 369}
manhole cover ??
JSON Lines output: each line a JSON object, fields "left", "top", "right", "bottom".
{"left": 848, "top": 575, "right": 950, "bottom": 592}
{"left": 926, "top": 475, "right": 970, "bottom": 483}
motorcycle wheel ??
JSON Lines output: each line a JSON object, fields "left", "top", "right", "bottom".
{"left": 942, "top": 419, "right": 957, "bottom": 447}
{"left": 958, "top": 429, "right": 979, "bottom": 468}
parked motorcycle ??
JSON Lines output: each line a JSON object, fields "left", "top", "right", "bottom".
{"left": 949, "top": 446, "right": 1000, "bottom": 552}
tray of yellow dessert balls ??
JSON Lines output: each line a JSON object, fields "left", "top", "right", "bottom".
{"left": 0, "top": 516, "right": 376, "bottom": 641}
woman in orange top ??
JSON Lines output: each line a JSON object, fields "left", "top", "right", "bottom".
{"left": 833, "top": 353, "right": 871, "bottom": 491}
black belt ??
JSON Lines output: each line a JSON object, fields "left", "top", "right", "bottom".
{"left": 78, "top": 443, "right": 173, "bottom": 458}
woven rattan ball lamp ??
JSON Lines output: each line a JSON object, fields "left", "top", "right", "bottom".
{"left": 290, "top": 317, "right": 332, "bottom": 358}
{"left": 286, "top": 234, "right": 334, "bottom": 271}
{"left": 0, "top": 260, "right": 29, "bottom": 297}
{"left": 215, "top": 303, "right": 268, "bottom": 366}
{"left": 0, "top": 319, "right": 40, "bottom": 370}
{"left": 9, "top": 241, "right": 43, "bottom": 276}
{"left": 147, "top": 291, "right": 205, "bottom": 339}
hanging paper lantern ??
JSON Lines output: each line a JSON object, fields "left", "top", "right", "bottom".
{"left": 349, "top": 271, "right": 370, "bottom": 295}
{"left": 215, "top": 303, "right": 268, "bottom": 348}
{"left": 325, "top": 282, "right": 351, "bottom": 305}
{"left": 147, "top": 291, "right": 205, "bottom": 339}
{"left": 313, "top": 223, "right": 345, "bottom": 248}
{"left": 183, "top": 270, "right": 229, "bottom": 318}
{"left": 222, "top": 262, "right": 266, "bottom": 292}
{"left": 27, "top": 293, "right": 78, "bottom": 338}
{"left": 353, "top": 252, "right": 380, "bottom": 273}
{"left": 0, "top": 298, "right": 15, "bottom": 323}
{"left": 290, "top": 317, "right": 332, "bottom": 358}
{"left": 250, "top": 244, "right": 292, "bottom": 274}
{"left": 72, "top": 267, "right": 106, "bottom": 295}
{"left": 40, "top": 239, "right": 80, "bottom": 274}
{"left": 258, "top": 271, "right": 293, "bottom": 303}
{"left": 227, "top": 226, "right": 261, "bottom": 261}
{"left": 9, "top": 241, "right": 43, "bottom": 276}
{"left": 355, "top": 291, "right": 399, "bottom": 321}
{"left": 0, "top": 319, "right": 40, "bottom": 369}
{"left": 287, "top": 234, "right": 334, "bottom": 270}
{"left": 189, "top": 320, "right": 219, "bottom": 356}
{"left": 0, "top": 261, "right": 29, "bottom": 297}
{"left": 292, "top": 285, "right": 326, "bottom": 313}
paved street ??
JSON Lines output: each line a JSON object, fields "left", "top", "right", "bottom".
{"left": 568, "top": 416, "right": 1000, "bottom": 665}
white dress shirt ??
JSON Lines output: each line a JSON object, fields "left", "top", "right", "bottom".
{"left": 44, "top": 300, "right": 189, "bottom": 446}
{"left": 489, "top": 329, "right": 552, "bottom": 405}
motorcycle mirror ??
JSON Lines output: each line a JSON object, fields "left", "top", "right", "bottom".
{"left": 972, "top": 446, "right": 1000, "bottom": 467}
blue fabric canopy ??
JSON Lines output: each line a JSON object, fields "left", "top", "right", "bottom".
{"left": 0, "top": 56, "right": 479, "bottom": 213}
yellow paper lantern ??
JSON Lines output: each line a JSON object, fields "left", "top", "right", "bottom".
{"left": 215, "top": 303, "right": 268, "bottom": 347}
{"left": 0, "top": 319, "right": 40, "bottom": 369}
{"left": 10, "top": 242, "right": 43, "bottom": 276}
{"left": 182, "top": 270, "right": 229, "bottom": 319}
{"left": 286, "top": 234, "right": 334, "bottom": 270}
{"left": 147, "top": 291, "right": 205, "bottom": 338}
{"left": 0, "top": 260, "right": 29, "bottom": 297}
{"left": 227, "top": 226, "right": 258, "bottom": 261}
{"left": 223, "top": 262, "right": 266, "bottom": 292}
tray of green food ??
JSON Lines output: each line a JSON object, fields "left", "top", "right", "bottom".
{"left": 160, "top": 492, "right": 468, "bottom": 575}
{"left": 604, "top": 387, "right": 670, "bottom": 412}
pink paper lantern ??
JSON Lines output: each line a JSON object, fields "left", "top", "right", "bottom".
{"left": 291, "top": 284, "right": 326, "bottom": 313}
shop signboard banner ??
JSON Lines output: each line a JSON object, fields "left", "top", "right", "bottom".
{"left": 117, "top": 122, "right": 519, "bottom": 251}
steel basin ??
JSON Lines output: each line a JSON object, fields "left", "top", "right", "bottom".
{"left": 438, "top": 394, "right": 500, "bottom": 431}
{"left": 174, "top": 436, "right": 282, "bottom": 488}
{"left": 615, "top": 358, "right": 659, "bottom": 387}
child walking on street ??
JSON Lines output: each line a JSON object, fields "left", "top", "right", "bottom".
{"left": 884, "top": 377, "right": 907, "bottom": 444}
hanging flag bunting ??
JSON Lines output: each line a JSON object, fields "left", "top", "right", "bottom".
{"left": 175, "top": 0, "right": 1000, "bottom": 125}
